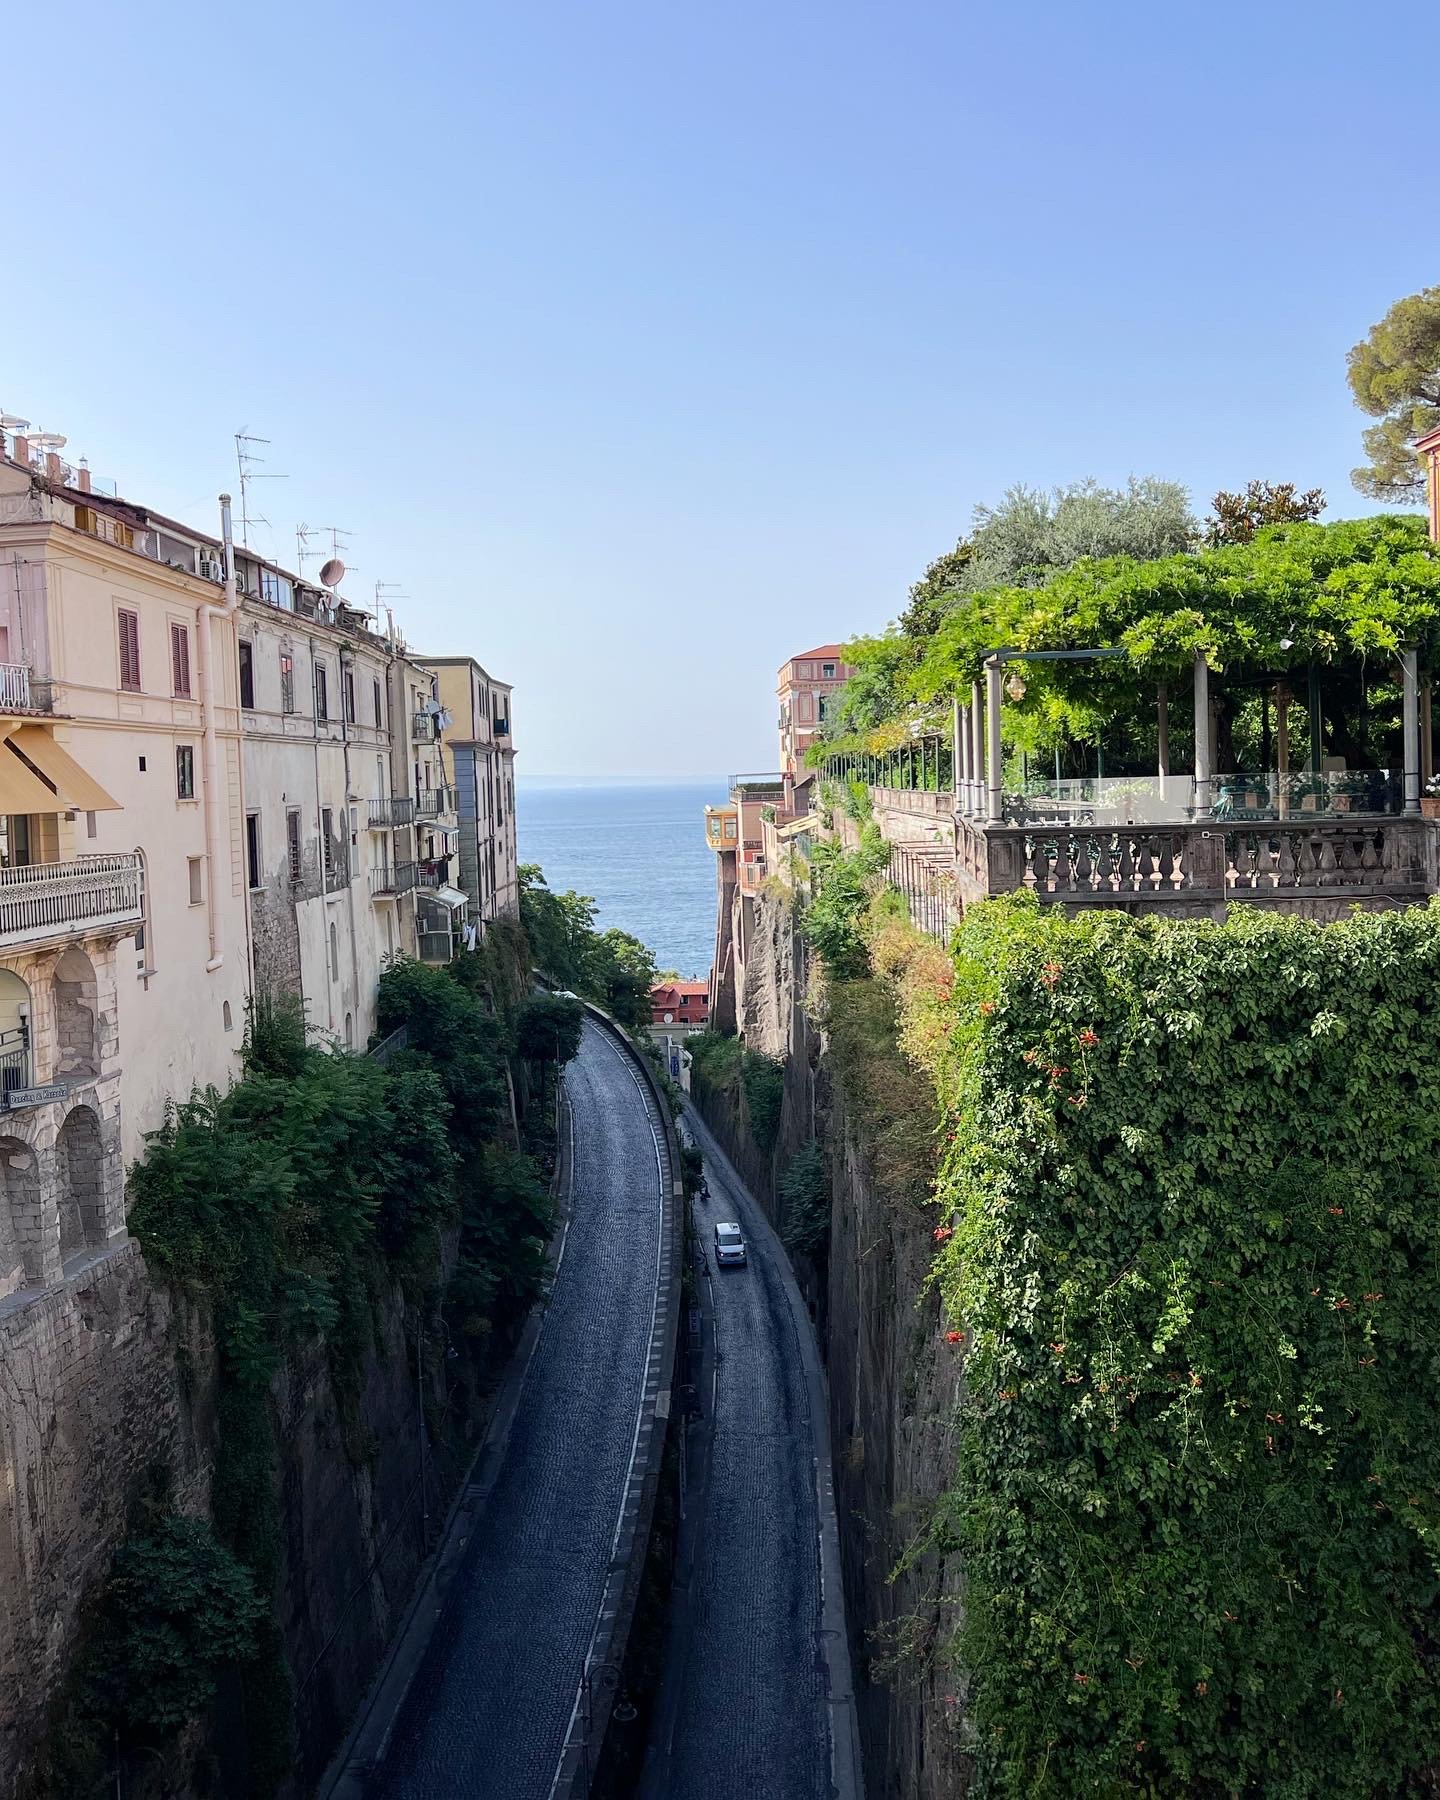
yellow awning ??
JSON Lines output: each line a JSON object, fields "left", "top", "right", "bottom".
{"left": 6, "top": 727, "right": 121, "bottom": 811}
{"left": 0, "top": 743, "right": 74, "bottom": 814}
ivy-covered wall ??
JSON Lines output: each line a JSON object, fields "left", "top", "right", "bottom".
{"left": 911, "top": 897, "right": 1440, "bottom": 1797}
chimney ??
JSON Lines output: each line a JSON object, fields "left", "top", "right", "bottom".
{"left": 10, "top": 434, "right": 28, "bottom": 468}
{"left": 77, "top": 459, "right": 91, "bottom": 495}
{"left": 44, "top": 452, "right": 62, "bottom": 483}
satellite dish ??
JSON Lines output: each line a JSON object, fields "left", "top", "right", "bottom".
{"left": 318, "top": 558, "right": 345, "bottom": 589}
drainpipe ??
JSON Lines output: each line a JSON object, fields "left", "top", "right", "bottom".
{"left": 197, "top": 496, "right": 241, "bottom": 973}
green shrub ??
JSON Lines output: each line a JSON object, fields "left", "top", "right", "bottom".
{"left": 803, "top": 825, "right": 890, "bottom": 978}
{"left": 929, "top": 897, "right": 1440, "bottom": 1797}
{"left": 740, "top": 1051, "right": 785, "bottom": 1151}
{"left": 779, "top": 1141, "right": 829, "bottom": 1260}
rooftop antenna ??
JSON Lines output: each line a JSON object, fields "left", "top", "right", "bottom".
{"left": 234, "top": 430, "right": 286, "bottom": 548}
{"left": 375, "top": 581, "right": 408, "bottom": 648}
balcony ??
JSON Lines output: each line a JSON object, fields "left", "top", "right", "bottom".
{"left": 0, "top": 1025, "right": 30, "bottom": 1101}
{"left": 370, "top": 861, "right": 416, "bottom": 898}
{"left": 0, "top": 853, "right": 143, "bottom": 949}
{"left": 415, "top": 787, "right": 457, "bottom": 819}
{"left": 368, "top": 795, "right": 415, "bottom": 829}
{"left": 412, "top": 710, "right": 440, "bottom": 742}
{"left": 731, "top": 772, "right": 786, "bottom": 796}
{"left": 0, "top": 665, "right": 48, "bottom": 714}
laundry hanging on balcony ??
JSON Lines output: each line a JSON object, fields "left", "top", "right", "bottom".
{"left": 3, "top": 726, "right": 120, "bottom": 811}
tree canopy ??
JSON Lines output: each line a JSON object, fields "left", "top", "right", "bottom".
{"left": 823, "top": 515, "right": 1440, "bottom": 759}
{"left": 1205, "top": 479, "right": 1324, "bottom": 545}
{"left": 517, "top": 864, "right": 659, "bottom": 1028}
{"left": 1347, "top": 284, "right": 1440, "bottom": 502}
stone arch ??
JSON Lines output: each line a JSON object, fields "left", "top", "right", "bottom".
{"left": 56, "top": 1105, "right": 105, "bottom": 1262}
{"left": 0, "top": 966, "right": 32, "bottom": 1102}
{"left": 0, "top": 1134, "right": 45, "bottom": 1294}
{"left": 344, "top": 1011, "right": 353, "bottom": 1048}
{"left": 53, "top": 945, "right": 98, "bottom": 1079}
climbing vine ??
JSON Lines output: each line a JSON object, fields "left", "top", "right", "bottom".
{"left": 915, "top": 897, "right": 1440, "bottom": 1797}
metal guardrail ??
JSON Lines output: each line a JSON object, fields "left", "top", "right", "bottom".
{"left": 0, "top": 665, "right": 34, "bottom": 711}
{"left": 369, "top": 796, "right": 416, "bottom": 828}
{"left": 369, "top": 861, "right": 417, "bottom": 897}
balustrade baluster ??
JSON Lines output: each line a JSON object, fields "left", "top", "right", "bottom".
{"left": 1116, "top": 834, "right": 1136, "bottom": 890}
{"left": 1052, "top": 834, "right": 1072, "bottom": 892}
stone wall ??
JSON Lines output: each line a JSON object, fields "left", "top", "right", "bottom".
{"left": 0, "top": 1243, "right": 212, "bottom": 1793}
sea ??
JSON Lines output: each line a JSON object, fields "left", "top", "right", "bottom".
{"left": 516, "top": 780, "right": 728, "bottom": 982}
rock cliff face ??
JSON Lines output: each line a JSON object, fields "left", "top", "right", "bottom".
{"left": 0, "top": 1244, "right": 211, "bottom": 1790}
{"left": 0, "top": 1240, "right": 465, "bottom": 1800}
{"left": 692, "top": 884, "right": 968, "bottom": 1800}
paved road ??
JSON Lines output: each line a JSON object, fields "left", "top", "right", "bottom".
{"left": 371, "top": 1020, "right": 665, "bottom": 1800}
{"left": 640, "top": 1106, "right": 832, "bottom": 1800}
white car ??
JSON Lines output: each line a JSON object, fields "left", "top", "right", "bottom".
{"left": 714, "top": 1221, "right": 747, "bottom": 1268}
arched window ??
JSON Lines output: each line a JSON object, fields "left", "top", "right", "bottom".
{"left": 329, "top": 921, "right": 339, "bottom": 980}
{"left": 0, "top": 968, "right": 31, "bottom": 1100}
{"left": 57, "top": 1106, "right": 105, "bottom": 1261}
{"left": 344, "top": 1011, "right": 353, "bottom": 1048}
{"left": 0, "top": 1135, "right": 44, "bottom": 1294}
{"left": 223, "top": 1000, "right": 233, "bottom": 1032}
{"left": 53, "top": 945, "right": 98, "bottom": 1078}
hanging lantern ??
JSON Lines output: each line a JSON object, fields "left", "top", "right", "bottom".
{"left": 1005, "top": 669, "right": 1027, "bottom": 701}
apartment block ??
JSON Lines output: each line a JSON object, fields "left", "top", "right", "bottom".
{"left": 424, "top": 656, "right": 519, "bottom": 923}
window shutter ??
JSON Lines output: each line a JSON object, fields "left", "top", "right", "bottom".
{"left": 170, "top": 623, "right": 190, "bottom": 696}
{"left": 118, "top": 610, "right": 141, "bottom": 690}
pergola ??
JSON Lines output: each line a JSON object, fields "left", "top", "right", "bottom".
{"left": 949, "top": 645, "right": 1426, "bottom": 825}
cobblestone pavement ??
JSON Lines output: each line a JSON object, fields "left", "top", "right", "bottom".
{"left": 372, "top": 1020, "right": 664, "bottom": 1800}
{"left": 642, "top": 1106, "right": 830, "bottom": 1800}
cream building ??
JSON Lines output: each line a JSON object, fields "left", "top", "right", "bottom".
{"left": 424, "top": 655, "right": 518, "bottom": 923}
{"left": 0, "top": 433, "right": 251, "bottom": 1297}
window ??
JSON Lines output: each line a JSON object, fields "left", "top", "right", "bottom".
{"left": 286, "top": 808, "right": 302, "bottom": 881}
{"left": 176, "top": 745, "right": 195, "bottom": 799}
{"left": 85, "top": 811, "right": 96, "bottom": 839}
{"left": 315, "top": 662, "right": 329, "bottom": 722}
{"left": 259, "top": 567, "right": 293, "bottom": 611}
{"left": 118, "top": 609, "right": 141, "bottom": 691}
{"left": 822, "top": 661, "right": 836, "bottom": 678}
{"left": 245, "top": 813, "right": 261, "bottom": 890}
{"left": 280, "top": 652, "right": 295, "bottom": 715}
{"left": 223, "top": 1000, "right": 234, "bottom": 1031}
{"left": 238, "top": 641, "right": 255, "bottom": 710}
{"left": 187, "top": 856, "right": 204, "bottom": 906}
{"left": 343, "top": 668, "right": 356, "bottom": 724}
{"left": 134, "top": 847, "right": 150, "bottom": 972}
{"left": 170, "top": 623, "right": 192, "bottom": 697}
{"left": 373, "top": 679, "right": 383, "bottom": 727}
{"left": 321, "top": 806, "right": 335, "bottom": 882}
{"left": 329, "top": 921, "right": 339, "bottom": 980}
{"left": 817, "top": 695, "right": 829, "bottom": 723}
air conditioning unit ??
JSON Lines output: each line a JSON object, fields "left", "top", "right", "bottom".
{"left": 198, "top": 557, "right": 224, "bottom": 582}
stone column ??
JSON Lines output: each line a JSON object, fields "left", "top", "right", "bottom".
{"left": 1275, "top": 681, "right": 1291, "bottom": 820}
{"left": 1422, "top": 675, "right": 1433, "bottom": 785}
{"left": 970, "top": 681, "right": 984, "bottom": 819}
{"left": 1402, "top": 647, "right": 1421, "bottom": 813}
{"left": 986, "top": 658, "right": 1004, "bottom": 823}
{"left": 1193, "top": 650, "right": 1212, "bottom": 819}
{"left": 1157, "top": 681, "right": 1170, "bottom": 778}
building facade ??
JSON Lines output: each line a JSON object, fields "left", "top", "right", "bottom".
{"left": 426, "top": 656, "right": 519, "bottom": 925}
{"left": 778, "top": 644, "right": 853, "bottom": 803}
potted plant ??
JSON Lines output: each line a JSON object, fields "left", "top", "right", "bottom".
{"left": 1423, "top": 776, "right": 1440, "bottom": 819}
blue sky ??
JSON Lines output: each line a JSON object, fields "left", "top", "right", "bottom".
{"left": 4, "top": 1, "right": 1435, "bottom": 775}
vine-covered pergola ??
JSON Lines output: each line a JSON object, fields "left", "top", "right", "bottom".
{"left": 821, "top": 516, "right": 1440, "bottom": 824}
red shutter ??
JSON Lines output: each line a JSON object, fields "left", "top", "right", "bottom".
{"left": 170, "top": 623, "right": 190, "bottom": 696}
{"left": 118, "top": 610, "right": 141, "bottom": 690}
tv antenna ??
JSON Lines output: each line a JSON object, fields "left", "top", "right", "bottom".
{"left": 234, "top": 431, "right": 287, "bottom": 547}
{"left": 375, "top": 581, "right": 408, "bottom": 646}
